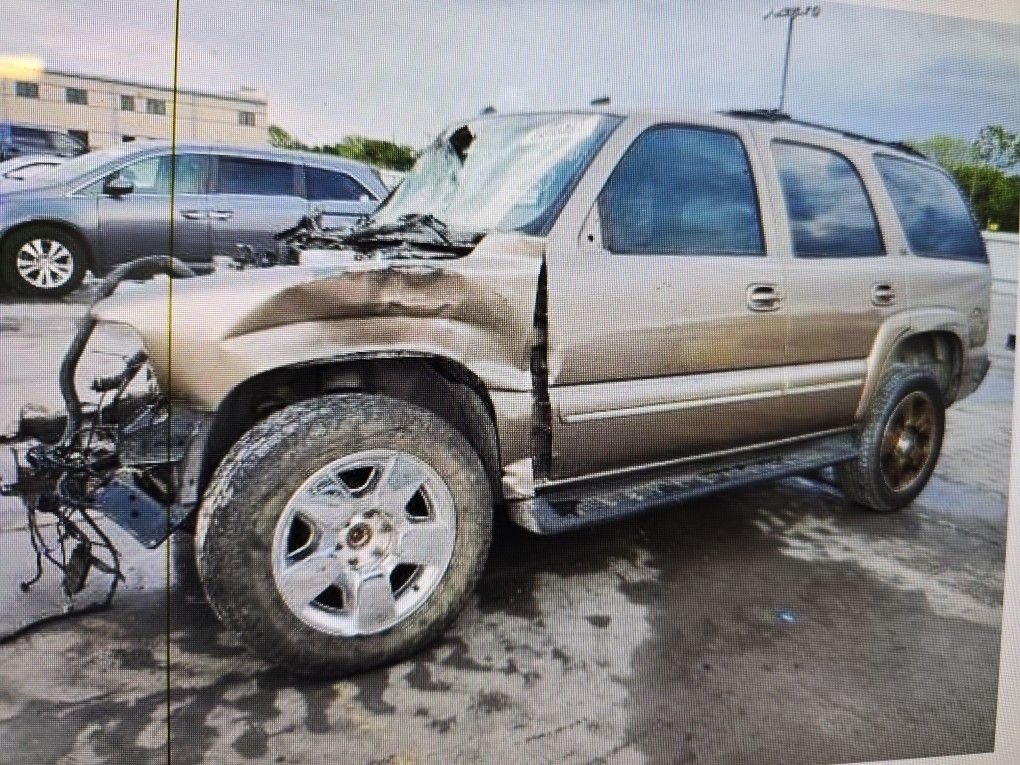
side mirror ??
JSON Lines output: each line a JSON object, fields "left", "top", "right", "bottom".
{"left": 104, "top": 176, "right": 134, "bottom": 197}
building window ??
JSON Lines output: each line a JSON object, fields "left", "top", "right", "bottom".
{"left": 15, "top": 81, "right": 39, "bottom": 98}
{"left": 68, "top": 130, "right": 89, "bottom": 150}
{"left": 66, "top": 87, "right": 88, "bottom": 105}
{"left": 146, "top": 98, "right": 167, "bottom": 115}
{"left": 120, "top": 95, "right": 135, "bottom": 111}
{"left": 238, "top": 110, "right": 256, "bottom": 126}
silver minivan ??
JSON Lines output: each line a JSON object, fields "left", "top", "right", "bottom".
{"left": 0, "top": 142, "right": 388, "bottom": 296}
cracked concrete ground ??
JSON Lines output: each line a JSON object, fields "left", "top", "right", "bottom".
{"left": 0, "top": 288, "right": 1014, "bottom": 765}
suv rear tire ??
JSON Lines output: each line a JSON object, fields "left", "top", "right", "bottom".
{"left": 837, "top": 364, "right": 945, "bottom": 512}
{"left": 1, "top": 225, "right": 87, "bottom": 298}
{"left": 195, "top": 393, "right": 493, "bottom": 677}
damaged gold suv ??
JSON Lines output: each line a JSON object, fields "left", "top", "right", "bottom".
{"left": 1, "top": 108, "right": 991, "bottom": 675}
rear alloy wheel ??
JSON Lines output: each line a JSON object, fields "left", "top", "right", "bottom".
{"left": 196, "top": 394, "right": 492, "bottom": 676}
{"left": 837, "top": 364, "right": 945, "bottom": 512}
{"left": 2, "top": 226, "right": 86, "bottom": 297}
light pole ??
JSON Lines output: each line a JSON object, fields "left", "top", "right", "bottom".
{"left": 764, "top": 5, "right": 821, "bottom": 113}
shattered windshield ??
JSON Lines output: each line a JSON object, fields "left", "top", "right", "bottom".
{"left": 372, "top": 113, "right": 620, "bottom": 237}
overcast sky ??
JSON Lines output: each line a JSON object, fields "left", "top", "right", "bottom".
{"left": 2, "top": 0, "right": 1018, "bottom": 147}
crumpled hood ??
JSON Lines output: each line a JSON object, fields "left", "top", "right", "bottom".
{"left": 89, "top": 234, "right": 545, "bottom": 408}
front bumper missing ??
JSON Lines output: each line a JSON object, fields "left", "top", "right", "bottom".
{"left": 2, "top": 405, "right": 211, "bottom": 549}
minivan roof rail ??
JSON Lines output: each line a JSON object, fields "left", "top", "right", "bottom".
{"left": 723, "top": 108, "right": 927, "bottom": 159}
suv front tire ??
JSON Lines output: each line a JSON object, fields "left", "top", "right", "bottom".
{"left": 195, "top": 393, "right": 493, "bottom": 677}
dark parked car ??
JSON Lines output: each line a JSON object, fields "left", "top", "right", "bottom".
{"left": 0, "top": 122, "right": 86, "bottom": 162}
{"left": 0, "top": 142, "right": 388, "bottom": 296}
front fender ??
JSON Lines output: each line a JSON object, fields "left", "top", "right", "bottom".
{"left": 91, "top": 232, "right": 546, "bottom": 408}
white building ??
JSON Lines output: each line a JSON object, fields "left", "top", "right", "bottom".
{"left": 0, "top": 68, "right": 268, "bottom": 150}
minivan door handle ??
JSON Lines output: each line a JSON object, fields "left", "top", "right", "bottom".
{"left": 209, "top": 210, "right": 234, "bottom": 221}
{"left": 179, "top": 209, "right": 207, "bottom": 220}
{"left": 871, "top": 283, "right": 896, "bottom": 306}
{"left": 746, "top": 283, "right": 783, "bottom": 312}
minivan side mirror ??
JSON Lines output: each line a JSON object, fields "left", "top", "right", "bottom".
{"left": 104, "top": 176, "right": 134, "bottom": 197}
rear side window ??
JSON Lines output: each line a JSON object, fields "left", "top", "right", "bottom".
{"left": 216, "top": 156, "right": 296, "bottom": 196}
{"left": 772, "top": 142, "right": 884, "bottom": 258}
{"left": 599, "top": 125, "right": 764, "bottom": 255}
{"left": 874, "top": 154, "right": 987, "bottom": 262}
{"left": 306, "top": 167, "right": 374, "bottom": 201}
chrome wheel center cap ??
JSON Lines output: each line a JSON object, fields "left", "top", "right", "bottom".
{"left": 346, "top": 522, "right": 373, "bottom": 548}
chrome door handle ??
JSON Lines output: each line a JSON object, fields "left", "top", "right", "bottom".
{"left": 180, "top": 209, "right": 207, "bottom": 220}
{"left": 209, "top": 210, "right": 234, "bottom": 221}
{"left": 746, "top": 283, "right": 783, "bottom": 312}
{"left": 871, "top": 283, "right": 896, "bottom": 306}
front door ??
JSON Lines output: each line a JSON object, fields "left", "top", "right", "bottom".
{"left": 97, "top": 152, "right": 211, "bottom": 264}
{"left": 545, "top": 121, "right": 790, "bottom": 479}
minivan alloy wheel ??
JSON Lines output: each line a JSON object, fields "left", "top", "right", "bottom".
{"left": 271, "top": 448, "right": 457, "bottom": 637}
{"left": 16, "top": 238, "right": 76, "bottom": 290}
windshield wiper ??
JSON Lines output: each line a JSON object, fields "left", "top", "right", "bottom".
{"left": 344, "top": 213, "right": 454, "bottom": 247}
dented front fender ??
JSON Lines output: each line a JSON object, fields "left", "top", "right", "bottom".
{"left": 91, "top": 233, "right": 545, "bottom": 410}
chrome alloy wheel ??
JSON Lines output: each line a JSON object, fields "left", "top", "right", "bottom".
{"left": 16, "top": 238, "right": 76, "bottom": 290}
{"left": 879, "top": 390, "right": 936, "bottom": 492}
{"left": 271, "top": 449, "right": 457, "bottom": 636}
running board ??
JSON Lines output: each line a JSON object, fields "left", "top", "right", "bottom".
{"left": 508, "top": 432, "right": 858, "bottom": 535}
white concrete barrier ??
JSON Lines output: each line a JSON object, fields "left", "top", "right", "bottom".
{"left": 983, "top": 231, "right": 1017, "bottom": 359}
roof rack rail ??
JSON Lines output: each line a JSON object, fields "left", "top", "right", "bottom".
{"left": 722, "top": 109, "right": 927, "bottom": 159}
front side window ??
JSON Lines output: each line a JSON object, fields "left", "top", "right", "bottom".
{"left": 65, "top": 87, "right": 88, "bottom": 105}
{"left": 306, "top": 167, "right": 373, "bottom": 201}
{"left": 89, "top": 153, "right": 210, "bottom": 195}
{"left": 215, "top": 156, "right": 295, "bottom": 196}
{"left": 599, "top": 125, "right": 765, "bottom": 255}
{"left": 772, "top": 142, "right": 884, "bottom": 258}
{"left": 874, "top": 154, "right": 986, "bottom": 262}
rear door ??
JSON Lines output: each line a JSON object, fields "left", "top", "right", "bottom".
{"left": 305, "top": 165, "right": 380, "bottom": 230}
{"left": 757, "top": 133, "right": 900, "bottom": 434}
{"left": 544, "top": 118, "right": 791, "bottom": 479}
{"left": 209, "top": 155, "right": 309, "bottom": 258}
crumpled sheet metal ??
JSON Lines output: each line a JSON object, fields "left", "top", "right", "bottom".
{"left": 90, "top": 232, "right": 545, "bottom": 411}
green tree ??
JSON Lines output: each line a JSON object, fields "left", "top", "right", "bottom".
{"left": 974, "top": 125, "right": 1020, "bottom": 172}
{"left": 268, "top": 124, "right": 308, "bottom": 151}
{"left": 907, "top": 135, "right": 978, "bottom": 170}
{"left": 268, "top": 124, "right": 417, "bottom": 171}
{"left": 908, "top": 125, "right": 1020, "bottom": 232}
{"left": 321, "top": 136, "right": 418, "bottom": 171}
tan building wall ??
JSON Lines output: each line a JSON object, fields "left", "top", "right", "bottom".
{"left": 0, "top": 69, "right": 268, "bottom": 149}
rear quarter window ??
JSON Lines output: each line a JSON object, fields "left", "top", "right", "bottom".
{"left": 874, "top": 154, "right": 987, "bottom": 262}
{"left": 306, "top": 166, "right": 374, "bottom": 201}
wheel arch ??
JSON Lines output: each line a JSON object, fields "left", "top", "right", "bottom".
{"left": 188, "top": 352, "right": 505, "bottom": 513}
{"left": 857, "top": 318, "right": 966, "bottom": 420}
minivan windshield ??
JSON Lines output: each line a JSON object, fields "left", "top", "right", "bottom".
{"left": 372, "top": 113, "right": 620, "bottom": 236}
